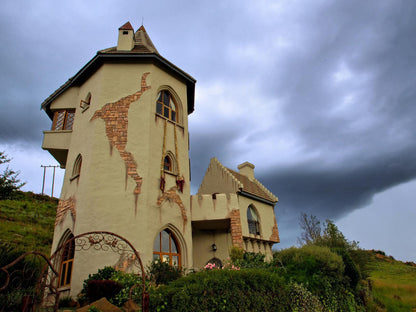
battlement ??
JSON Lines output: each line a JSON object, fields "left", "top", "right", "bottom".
{"left": 190, "top": 193, "right": 239, "bottom": 221}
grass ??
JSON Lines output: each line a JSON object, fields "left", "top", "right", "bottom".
{"left": 366, "top": 251, "right": 416, "bottom": 311}
{"left": 0, "top": 191, "right": 57, "bottom": 255}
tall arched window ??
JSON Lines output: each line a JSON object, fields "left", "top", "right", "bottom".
{"left": 153, "top": 229, "right": 181, "bottom": 267}
{"left": 156, "top": 90, "right": 177, "bottom": 122}
{"left": 59, "top": 233, "right": 75, "bottom": 287}
{"left": 247, "top": 205, "right": 260, "bottom": 235}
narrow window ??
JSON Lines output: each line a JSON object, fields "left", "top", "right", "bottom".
{"left": 59, "top": 234, "right": 75, "bottom": 287}
{"left": 71, "top": 154, "right": 82, "bottom": 180}
{"left": 156, "top": 90, "right": 177, "bottom": 122}
{"left": 163, "top": 155, "right": 172, "bottom": 172}
{"left": 153, "top": 229, "right": 181, "bottom": 267}
{"left": 247, "top": 205, "right": 260, "bottom": 235}
{"left": 80, "top": 93, "right": 91, "bottom": 111}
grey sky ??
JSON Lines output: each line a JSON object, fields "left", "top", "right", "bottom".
{"left": 1, "top": 0, "right": 415, "bottom": 261}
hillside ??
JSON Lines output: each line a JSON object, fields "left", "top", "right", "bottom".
{"left": 0, "top": 191, "right": 57, "bottom": 256}
{"left": 365, "top": 250, "right": 416, "bottom": 311}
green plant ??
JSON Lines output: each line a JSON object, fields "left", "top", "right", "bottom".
{"left": 149, "top": 268, "right": 291, "bottom": 311}
{"left": 0, "top": 151, "right": 25, "bottom": 200}
{"left": 85, "top": 280, "right": 123, "bottom": 303}
{"left": 229, "top": 246, "right": 244, "bottom": 262}
{"left": 88, "top": 305, "right": 102, "bottom": 312}
{"left": 288, "top": 283, "right": 323, "bottom": 312}
{"left": 110, "top": 269, "right": 148, "bottom": 306}
{"left": 148, "top": 260, "right": 182, "bottom": 285}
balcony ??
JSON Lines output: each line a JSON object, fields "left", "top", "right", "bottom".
{"left": 42, "top": 130, "right": 72, "bottom": 168}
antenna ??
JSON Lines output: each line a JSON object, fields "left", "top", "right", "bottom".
{"left": 142, "top": 17, "right": 144, "bottom": 26}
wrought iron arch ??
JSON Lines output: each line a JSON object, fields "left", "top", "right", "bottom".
{"left": 1, "top": 231, "right": 148, "bottom": 312}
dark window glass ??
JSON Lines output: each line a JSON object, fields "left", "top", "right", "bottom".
{"left": 156, "top": 102, "right": 162, "bottom": 115}
{"left": 156, "top": 90, "right": 177, "bottom": 122}
{"left": 161, "top": 230, "right": 169, "bottom": 252}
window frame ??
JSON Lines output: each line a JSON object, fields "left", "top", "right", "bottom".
{"left": 52, "top": 109, "right": 75, "bottom": 131}
{"left": 70, "top": 154, "right": 82, "bottom": 181}
{"left": 59, "top": 234, "right": 75, "bottom": 288}
{"left": 247, "top": 205, "right": 261, "bottom": 235}
{"left": 153, "top": 229, "right": 181, "bottom": 267}
{"left": 156, "top": 90, "right": 177, "bottom": 123}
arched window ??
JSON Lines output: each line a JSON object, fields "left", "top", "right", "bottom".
{"left": 71, "top": 154, "right": 82, "bottom": 180}
{"left": 156, "top": 90, "right": 177, "bottom": 122}
{"left": 59, "top": 233, "right": 75, "bottom": 287}
{"left": 163, "top": 155, "right": 172, "bottom": 172}
{"left": 206, "top": 257, "right": 223, "bottom": 268}
{"left": 247, "top": 205, "right": 260, "bottom": 235}
{"left": 153, "top": 229, "right": 181, "bottom": 267}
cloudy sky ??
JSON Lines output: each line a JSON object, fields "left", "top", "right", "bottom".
{"left": 1, "top": 0, "right": 415, "bottom": 261}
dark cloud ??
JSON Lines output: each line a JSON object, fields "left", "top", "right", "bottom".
{"left": 1, "top": 0, "right": 415, "bottom": 258}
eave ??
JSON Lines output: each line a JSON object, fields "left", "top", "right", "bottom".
{"left": 239, "top": 190, "right": 277, "bottom": 206}
{"left": 41, "top": 52, "right": 196, "bottom": 119}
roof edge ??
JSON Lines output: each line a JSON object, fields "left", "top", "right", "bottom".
{"left": 41, "top": 53, "right": 196, "bottom": 114}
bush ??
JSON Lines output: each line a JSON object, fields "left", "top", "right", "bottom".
{"left": 110, "top": 269, "right": 148, "bottom": 306}
{"left": 148, "top": 260, "right": 182, "bottom": 285}
{"left": 85, "top": 280, "right": 123, "bottom": 303}
{"left": 273, "top": 245, "right": 361, "bottom": 311}
{"left": 79, "top": 266, "right": 149, "bottom": 307}
{"left": 149, "top": 268, "right": 291, "bottom": 312}
{"left": 288, "top": 283, "right": 323, "bottom": 312}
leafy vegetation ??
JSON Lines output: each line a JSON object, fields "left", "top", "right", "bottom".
{"left": 366, "top": 250, "right": 416, "bottom": 311}
{"left": 0, "top": 151, "right": 25, "bottom": 200}
{"left": 0, "top": 191, "right": 57, "bottom": 255}
{"left": 2, "top": 189, "right": 416, "bottom": 311}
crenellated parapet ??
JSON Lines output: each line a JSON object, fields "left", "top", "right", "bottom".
{"left": 190, "top": 193, "right": 239, "bottom": 221}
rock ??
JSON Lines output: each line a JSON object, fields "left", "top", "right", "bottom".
{"left": 76, "top": 297, "right": 122, "bottom": 312}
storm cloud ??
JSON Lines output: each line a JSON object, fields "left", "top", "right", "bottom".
{"left": 1, "top": 0, "right": 415, "bottom": 259}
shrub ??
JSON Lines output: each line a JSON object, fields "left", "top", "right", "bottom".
{"left": 273, "top": 245, "right": 362, "bottom": 311}
{"left": 110, "top": 269, "right": 148, "bottom": 307}
{"left": 288, "top": 283, "right": 323, "bottom": 312}
{"left": 85, "top": 280, "right": 123, "bottom": 303}
{"left": 149, "top": 268, "right": 291, "bottom": 312}
{"left": 148, "top": 260, "right": 182, "bottom": 285}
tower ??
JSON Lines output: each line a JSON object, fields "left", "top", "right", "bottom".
{"left": 41, "top": 22, "right": 196, "bottom": 297}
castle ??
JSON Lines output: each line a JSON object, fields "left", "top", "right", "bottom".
{"left": 41, "top": 22, "right": 279, "bottom": 297}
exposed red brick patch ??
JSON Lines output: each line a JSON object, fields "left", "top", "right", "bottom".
{"left": 157, "top": 187, "right": 188, "bottom": 232}
{"left": 230, "top": 209, "right": 244, "bottom": 248}
{"left": 269, "top": 217, "right": 280, "bottom": 243}
{"left": 91, "top": 72, "right": 150, "bottom": 199}
{"left": 55, "top": 197, "right": 76, "bottom": 226}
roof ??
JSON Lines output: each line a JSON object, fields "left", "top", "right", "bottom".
{"left": 41, "top": 23, "right": 195, "bottom": 118}
{"left": 198, "top": 157, "right": 278, "bottom": 205}
{"left": 226, "top": 168, "right": 278, "bottom": 204}
{"left": 119, "top": 22, "right": 134, "bottom": 30}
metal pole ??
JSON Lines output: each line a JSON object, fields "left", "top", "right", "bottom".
{"left": 41, "top": 165, "right": 47, "bottom": 195}
{"left": 51, "top": 166, "right": 56, "bottom": 198}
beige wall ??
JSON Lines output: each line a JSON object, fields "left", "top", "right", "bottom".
{"left": 192, "top": 230, "right": 232, "bottom": 269}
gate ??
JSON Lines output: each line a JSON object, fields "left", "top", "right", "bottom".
{"left": 1, "top": 231, "right": 148, "bottom": 312}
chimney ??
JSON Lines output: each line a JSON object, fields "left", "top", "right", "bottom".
{"left": 117, "top": 22, "right": 134, "bottom": 51}
{"left": 238, "top": 162, "right": 255, "bottom": 180}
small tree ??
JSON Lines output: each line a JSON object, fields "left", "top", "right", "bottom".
{"left": 0, "top": 151, "right": 25, "bottom": 199}
{"left": 298, "top": 213, "right": 321, "bottom": 245}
